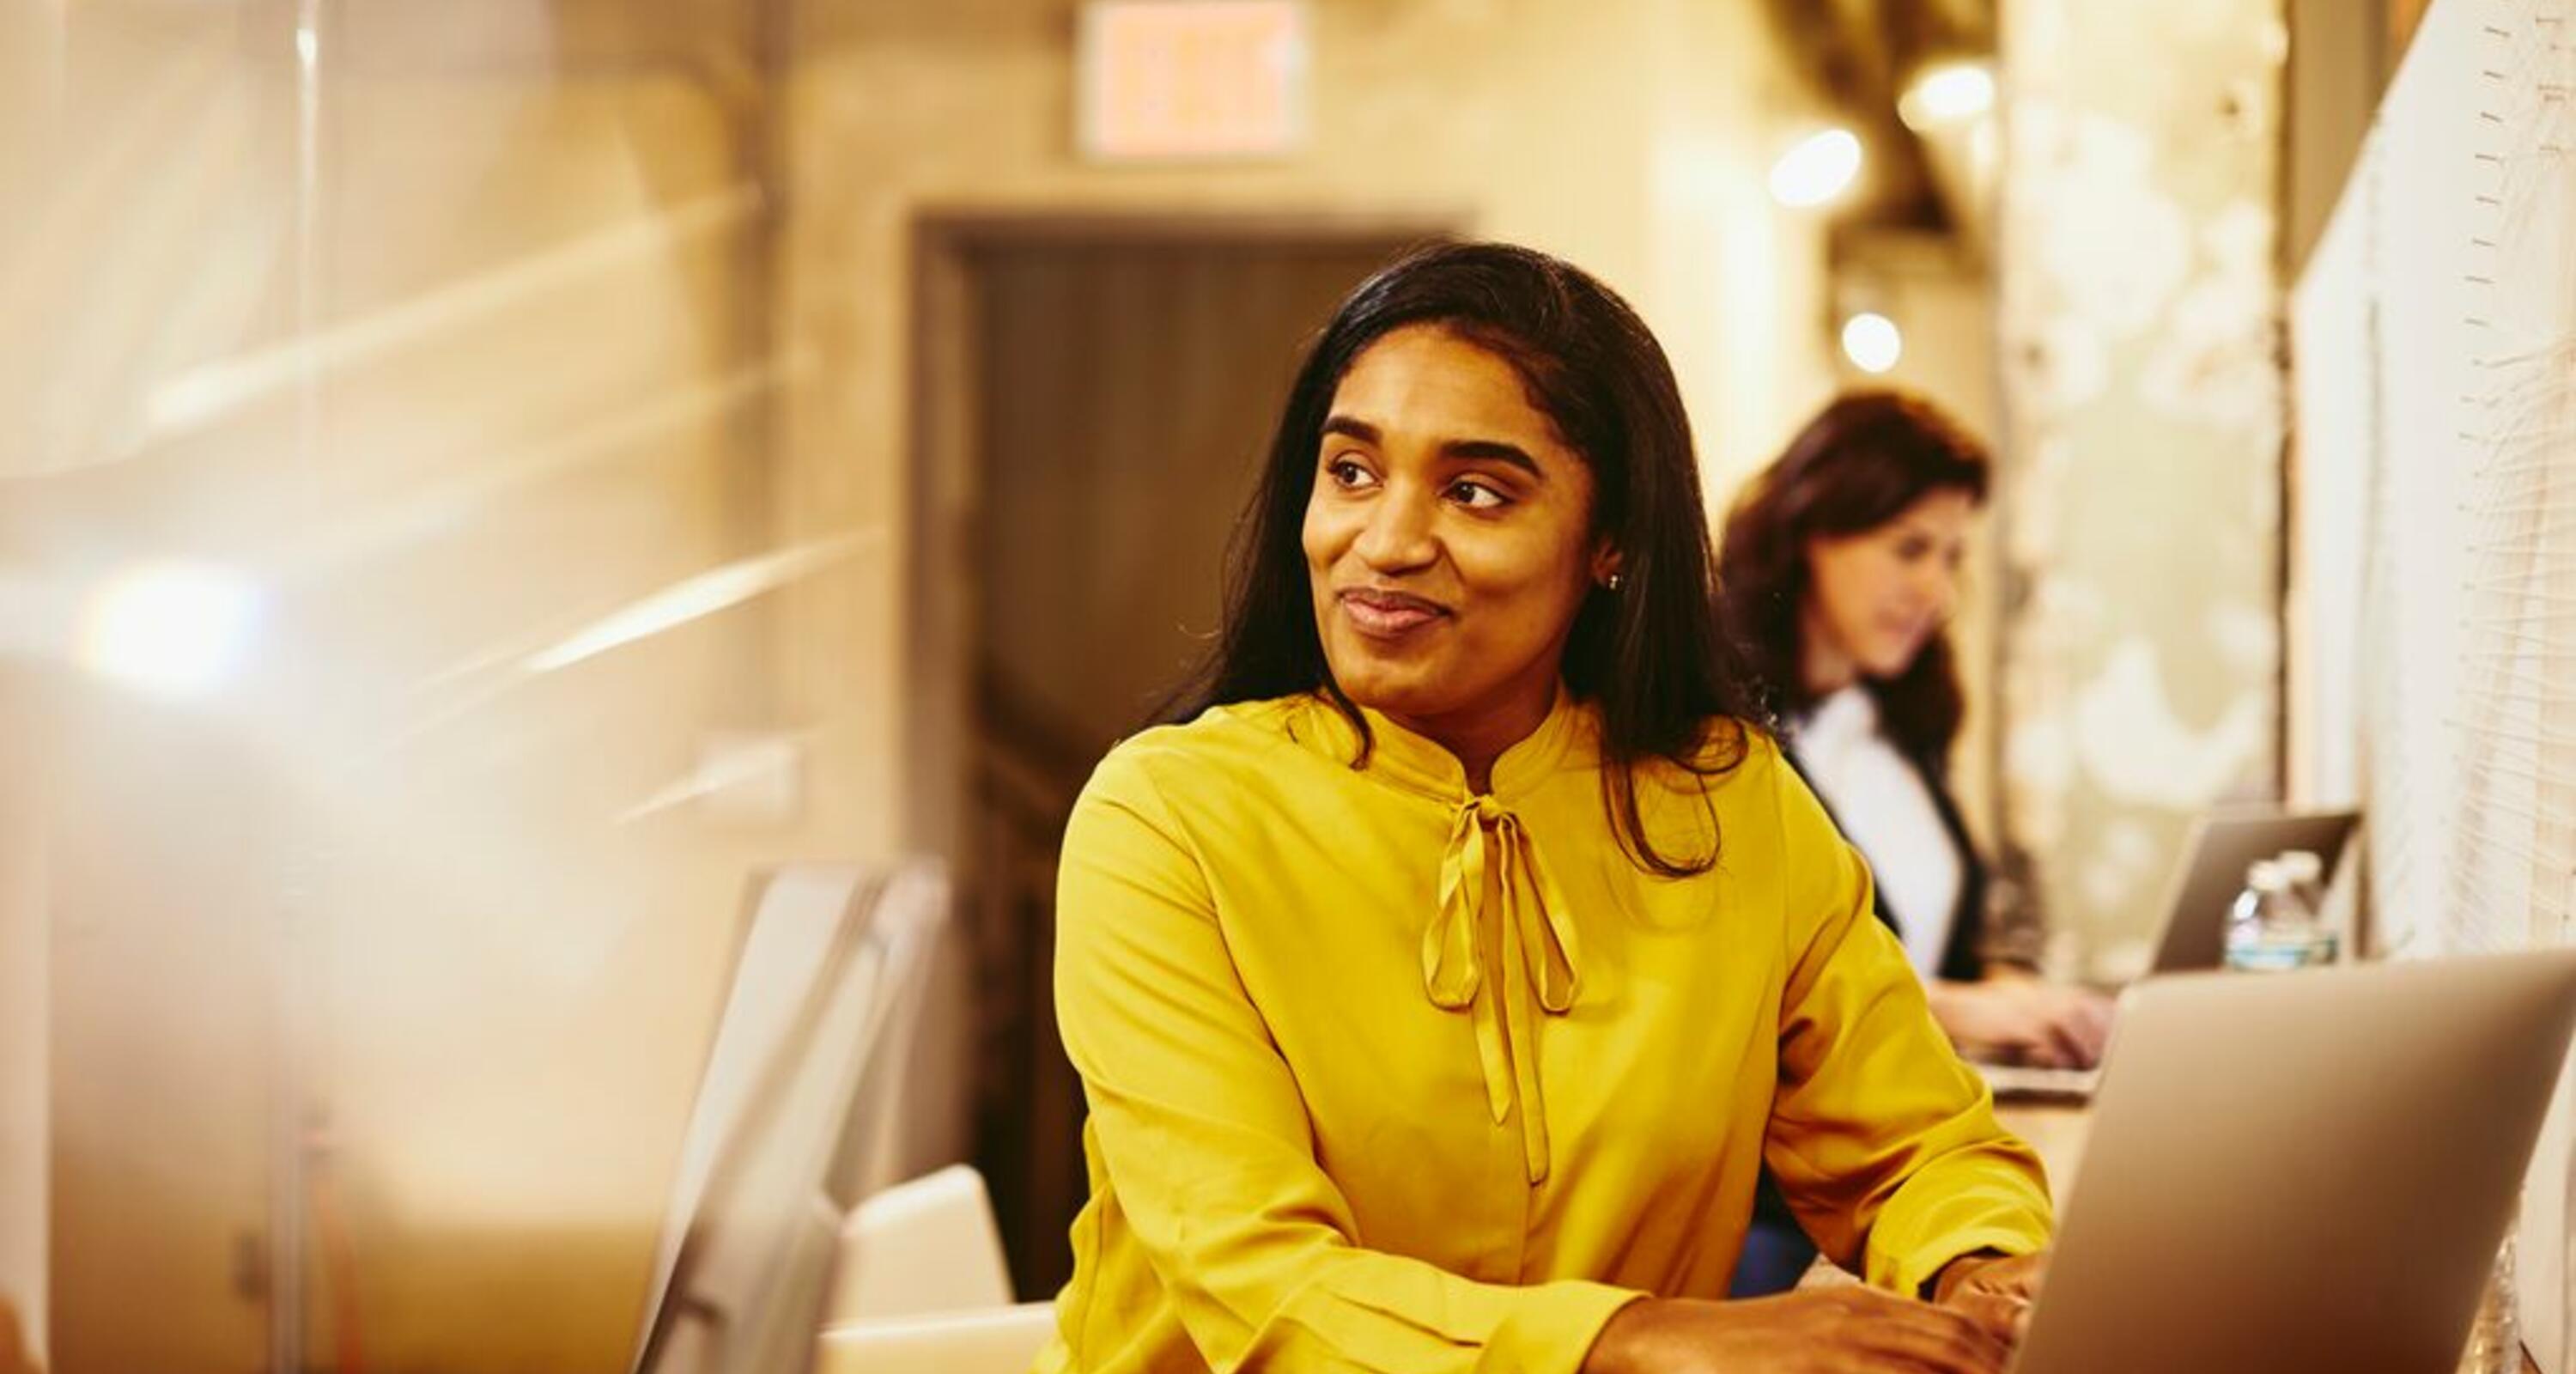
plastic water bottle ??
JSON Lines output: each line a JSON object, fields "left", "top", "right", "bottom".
{"left": 2223, "top": 857, "right": 2338, "bottom": 971}
{"left": 2277, "top": 849, "right": 2336, "bottom": 964}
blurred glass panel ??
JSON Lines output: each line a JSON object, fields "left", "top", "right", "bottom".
{"left": 4, "top": 3, "right": 814, "bottom": 1370}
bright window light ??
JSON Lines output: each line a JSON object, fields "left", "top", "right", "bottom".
{"left": 1769, "top": 128, "right": 1862, "bottom": 209}
{"left": 1899, "top": 61, "right": 1996, "bottom": 130}
{"left": 1841, "top": 313, "right": 1903, "bottom": 374}
{"left": 78, "top": 562, "right": 263, "bottom": 699}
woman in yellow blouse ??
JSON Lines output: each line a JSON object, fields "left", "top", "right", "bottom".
{"left": 1036, "top": 242, "right": 2053, "bottom": 1374}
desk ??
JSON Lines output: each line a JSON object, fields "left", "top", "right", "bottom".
{"left": 1990, "top": 1100, "right": 2542, "bottom": 1374}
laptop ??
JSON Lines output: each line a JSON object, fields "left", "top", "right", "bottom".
{"left": 2139, "top": 809, "right": 2362, "bottom": 976}
{"left": 1977, "top": 808, "right": 2361, "bottom": 1101}
{"left": 2006, "top": 950, "right": 2576, "bottom": 1373}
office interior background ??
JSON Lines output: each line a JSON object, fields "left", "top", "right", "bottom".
{"left": 3, "top": 0, "right": 2572, "bottom": 1370}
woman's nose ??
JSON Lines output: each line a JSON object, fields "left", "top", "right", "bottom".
{"left": 1923, "top": 560, "right": 1960, "bottom": 617}
{"left": 1354, "top": 489, "right": 1437, "bottom": 571}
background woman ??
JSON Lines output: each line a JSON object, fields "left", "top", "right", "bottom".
{"left": 1717, "top": 391, "right": 2113, "bottom": 1072}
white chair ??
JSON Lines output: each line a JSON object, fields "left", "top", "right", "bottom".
{"left": 812, "top": 1164, "right": 1058, "bottom": 1374}
{"left": 633, "top": 863, "right": 957, "bottom": 1374}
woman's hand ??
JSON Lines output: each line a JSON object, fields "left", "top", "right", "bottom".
{"left": 1926, "top": 973, "right": 2113, "bottom": 1068}
{"left": 1930, "top": 1249, "right": 2048, "bottom": 1341}
{"left": 1583, "top": 1286, "right": 2017, "bottom": 1374}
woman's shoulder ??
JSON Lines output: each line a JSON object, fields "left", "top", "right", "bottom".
{"left": 1600, "top": 714, "right": 1795, "bottom": 864}
{"left": 1080, "top": 695, "right": 1325, "bottom": 808}
{"left": 1623, "top": 712, "right": 1787, "bottom": 793}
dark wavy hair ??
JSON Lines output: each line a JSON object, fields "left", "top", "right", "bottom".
{"left": 1716, "top": 389, "right": 1990, "bottom": 766}
{"left": 1163, "top": 240, "right": 1758, "bottom": 877}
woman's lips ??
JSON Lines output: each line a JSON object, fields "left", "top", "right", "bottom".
{"left": 1339, "top": 588, "right": 1450, "bottom": 639}
{"left": 1880, "top": 613, "right": 1933, "bottom": 646}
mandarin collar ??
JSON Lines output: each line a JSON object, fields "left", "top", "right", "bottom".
{"left": 1298, "top": 683, "right": 1588, "bottom": 802}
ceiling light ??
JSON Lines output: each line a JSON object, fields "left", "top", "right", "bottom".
{"left": 1841, "top": 313, "right": 1903, "bottom": 374}
{"left": 1769, "top": 128, "right": 1862, "bottom": 209}
{"left": 1899, "top": 61, "right": 1996, "bottom": 131}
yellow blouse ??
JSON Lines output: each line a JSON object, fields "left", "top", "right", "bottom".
{"left": 1035, "top": 690, "right": 2050, "bottom": 1374}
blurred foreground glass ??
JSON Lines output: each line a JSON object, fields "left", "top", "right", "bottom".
{"left": 1, "top": 3, "right": 871, "bottom": 1371}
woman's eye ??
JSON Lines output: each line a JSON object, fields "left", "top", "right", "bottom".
{"left": 1894, "top": 536, "right": 1933, "bottom": 561}
{"left": 1448, "top": 479, "right": 1509, "bottom": 510}
{"left": 1327, "top": 458, "right": 1377, "bottom": 489}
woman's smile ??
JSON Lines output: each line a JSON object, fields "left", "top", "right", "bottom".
{"left": 1335, "top": 587, "right": 1453, "bottom": 641}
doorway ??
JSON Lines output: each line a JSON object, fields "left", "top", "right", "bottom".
{"left": 906, "top": 217, "right": 1445, "bottom": 1297}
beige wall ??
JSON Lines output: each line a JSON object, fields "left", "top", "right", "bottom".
{"left": 1996, "top": 0, "right": 2287, "bottom": 978}
{"left": 292, "top": 16, "right": 795, "bottom": 1366}
{"left": 0, "top": 12, "right": 52, "bottom": 1344}
{"left": 0, "top": 670, "right": 45, "bottom": 1360}
{"left": 776, "top": 0, "right": 1841, "bottom": 868}
{"left": 3, "top": 13, "right": 301, "bottom": 1370}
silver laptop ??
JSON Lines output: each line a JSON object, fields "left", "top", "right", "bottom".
{"left": 2008, "top": 951, "right": 2576, "bottom": 1374}
{"left": 1977, "top": 808, "right": 2361, "bottom": 1102}
{"left": 2140, "top": 809, "right": 2361, "bottom": 975}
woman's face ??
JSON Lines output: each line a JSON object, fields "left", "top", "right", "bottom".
{"left": 1302, "top": 325, "right": 1613, "bottom": 746}
{"left": 1800, "top": 489, "right": 1978, "bottom": 685}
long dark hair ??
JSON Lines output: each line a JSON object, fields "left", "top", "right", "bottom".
{"left": 1716, "top": 389, "right": 1990, "bottom": 767}
{"left": 1166, "top": 240, "right": 1757, "bottom": 877}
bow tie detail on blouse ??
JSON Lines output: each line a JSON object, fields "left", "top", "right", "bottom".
{"left": 1423, "top": 794, "right": 1583, "bottom": 1184}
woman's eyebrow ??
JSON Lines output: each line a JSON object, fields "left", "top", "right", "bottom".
{"left": 1438, "top": 439, "right": 1543, "bottom": 479}
{"left": 1321, "top": 414, "right": 1545, "bottom": 480}
{"left": 1321, "top": 415, "right": 1380, "bottom": 445}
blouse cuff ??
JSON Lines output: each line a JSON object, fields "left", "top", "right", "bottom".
{"left": 1490, "top": 1280, "right": 1649, "bottom": 1374}
{"left": 1875, "top": 1224, "right": 2047, "bottom": 1303}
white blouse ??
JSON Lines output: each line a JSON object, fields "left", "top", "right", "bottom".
{"left": 1792, "top": 686, "right": 1962, "bottom": 981}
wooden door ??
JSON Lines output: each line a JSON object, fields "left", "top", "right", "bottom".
{"left": 958, "top": 231, "right": 1425, "bottom": 1298}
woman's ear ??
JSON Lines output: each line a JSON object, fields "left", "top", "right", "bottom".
{"left": 1591, "top": 540, "right": 1625, "bottom": 589}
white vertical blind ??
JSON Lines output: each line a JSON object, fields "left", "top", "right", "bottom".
{"left": 2293, "top": 0, "right": 2576, "bottom": 1365}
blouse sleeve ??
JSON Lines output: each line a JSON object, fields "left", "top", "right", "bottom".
{"left": 1052, "top": 746, "right": 1643, "bottom": 1373}
{"left": 1759, "top": 747, "right": 2056, "bottom": 1297}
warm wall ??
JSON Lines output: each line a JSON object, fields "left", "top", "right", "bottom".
{"left": 774, "top": 0, "right": 1841, "bottom": 867}
{"left": 1995, "top": 0, "right": 2287, "bottom": 976}
{"left": 302, "top": 29, "right": 773, "bottom": 1370}
{"left": 0, "top": 668, "right": 45, "bottom": 1361}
